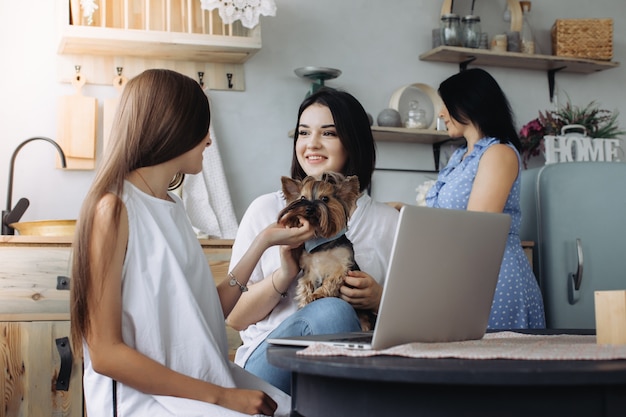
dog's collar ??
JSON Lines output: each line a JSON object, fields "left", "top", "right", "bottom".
{"left": 304, "top": 228, "right": 348, "bottom": 253}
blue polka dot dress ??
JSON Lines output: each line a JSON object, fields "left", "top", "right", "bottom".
{"left": 426, "top": 137, "right": 546, "bottom": 329}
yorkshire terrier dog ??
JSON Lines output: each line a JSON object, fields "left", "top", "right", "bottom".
{"left": 277, "top": 172, "right": 374, "bottom": 331}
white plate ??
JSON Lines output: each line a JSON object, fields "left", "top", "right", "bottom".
{"left": 389, "top": 83, "right": 443, "bottom": 130}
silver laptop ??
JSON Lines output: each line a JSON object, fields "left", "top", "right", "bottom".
{"left": 267, "top": 204, "right": 511, "bottom": 350}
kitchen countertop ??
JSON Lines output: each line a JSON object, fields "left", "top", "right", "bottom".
{"left": 0, "top": 236, "right": 234, "bottom": 322}
{"left": 0, "top": 235, "right": 234, "bottom": 248}
{"left": 1, "top": 235, "right": 527, "bottom": 249}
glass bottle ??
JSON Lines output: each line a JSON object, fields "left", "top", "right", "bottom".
{"left": 405, "top": 101, "right": 427, "bottom": 129}
{"left": 502, "top": 3, "right": 511, "bottom": 23}
{"left": 462, "top": 15, "right": 481, "bottom": 48}
{"left": 520, "top": 1, "right": 536, "bottom": 54}
{"left": 440, "top": 13, "right": 461, "bottom": 46}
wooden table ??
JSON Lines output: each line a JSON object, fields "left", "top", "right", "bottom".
{"left": 267, "top": 330, "right": 626, "bottom": 417}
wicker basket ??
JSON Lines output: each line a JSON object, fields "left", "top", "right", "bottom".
{"left": 551, "top": 18, "right": 613, "bottom": 61}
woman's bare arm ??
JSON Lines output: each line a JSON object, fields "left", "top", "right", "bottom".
{"left": 467, "top": 144, "right": 518, "bottom": 213}
{"left": 224, "top": 223, "right": 313, "bottom": 330}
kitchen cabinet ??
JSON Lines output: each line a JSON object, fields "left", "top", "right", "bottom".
{"left": 0, "top": 236, "right": 238, "bottom": 416}
{"left": 1, "top": 321, "right": 80, "bottom": 417}
{"left": 56, "top": 0, "right": 262, "bottom": 90}
{"left": 0, "top": 243, "right": 82, "bottom": 417}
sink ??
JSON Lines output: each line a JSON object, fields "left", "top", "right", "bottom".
{"left": 9, "top": 220, "right": 76, "bottom": 237}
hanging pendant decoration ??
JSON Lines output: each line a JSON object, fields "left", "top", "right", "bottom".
{"left": 200, "top": 0, "right": 277, "bottom": 29}
{"left": 79, "top": 0, "right": 99, "bottom": 25}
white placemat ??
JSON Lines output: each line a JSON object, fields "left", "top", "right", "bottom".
{"left": 297, "top": 331, "right": 626, "bottom": 360}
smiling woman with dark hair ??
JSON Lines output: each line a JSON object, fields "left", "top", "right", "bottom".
{"left": 290, "top": 88, "right": 376, "bottom": 192}
{"left": 427, "top": 68, "right": 545, "bottom": 330}
{"left": 226, "top": 87, "right": 399, "bottom": 394}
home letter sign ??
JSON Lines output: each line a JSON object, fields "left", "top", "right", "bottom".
{"left": 543, "top": 135, "right": 621, "bottom": 164}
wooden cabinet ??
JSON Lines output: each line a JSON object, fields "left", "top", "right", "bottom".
{"left": 0, "top": 244, "right": 82, "bottom": 417}
{"left": 1, "top": 321, "right": 82, "bottom": 417}
{"left": 56, "top": 0, "right": 262, "bottom": 90}
{"left": 0, "top": 236, "right": 238, "bottom": 414}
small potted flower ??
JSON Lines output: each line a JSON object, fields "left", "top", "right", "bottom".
{"left": 519, "top": 100, "right": 624, "bottom": 168}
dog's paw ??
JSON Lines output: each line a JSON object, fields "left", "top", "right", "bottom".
{"left": 295, "top": 281, "right": 314, "bottom": 308}
{"left": 305, "top": 292, "right": 324, "bottom": 305}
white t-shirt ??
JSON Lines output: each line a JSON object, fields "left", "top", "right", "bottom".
{"left": 230, "top": 191, "right": 399, "bottom": 366}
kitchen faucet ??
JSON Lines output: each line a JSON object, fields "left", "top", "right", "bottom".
{"left": 2, "top": 137, "right": 67, "bottom": 235}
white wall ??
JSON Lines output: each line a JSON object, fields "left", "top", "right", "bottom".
{"left": 1, "top": 0, "right": 624, "bottom": 224}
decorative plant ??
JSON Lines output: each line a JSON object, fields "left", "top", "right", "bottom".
{"left": 519, "top": 100, "right": 624, "bottom": 168}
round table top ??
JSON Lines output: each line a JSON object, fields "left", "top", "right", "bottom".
{"left": 267, "top": 330, "right": 626, "bottom": 386}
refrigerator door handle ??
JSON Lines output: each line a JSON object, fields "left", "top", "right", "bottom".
{"left": 568, "top": 238, "right": 584, "bottom": 305}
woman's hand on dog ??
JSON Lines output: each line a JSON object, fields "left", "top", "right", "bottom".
{"left": 262, "top": 218, "right": 315, "bottom": 249}
{"left": 340, "top": 270, "right": 383, "bottom": 312}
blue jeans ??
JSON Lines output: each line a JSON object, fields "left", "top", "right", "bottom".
{"left": 243, "top": 297, "right": 361, "bottom": 394}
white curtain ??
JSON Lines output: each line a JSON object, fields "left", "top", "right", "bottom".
{"left": 182, "top": 94, "right": 238, "bottom": 239}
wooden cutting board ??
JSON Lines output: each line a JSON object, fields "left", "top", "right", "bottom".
{"left": 57, "top": 72, "right": 97, "bottom": 169}
{"left": 102, "top": 73, "right": 128, "bottom": 156}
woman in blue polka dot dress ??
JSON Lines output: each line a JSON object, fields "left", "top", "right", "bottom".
{"left": 426, "top": 68, "right": 545, "bottom": 329}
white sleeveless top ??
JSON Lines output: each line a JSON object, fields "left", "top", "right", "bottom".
{"left": 82, "top": 181, "right": 289, "bottom": 417}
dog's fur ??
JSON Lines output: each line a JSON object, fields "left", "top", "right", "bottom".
{"left": 277, "top": 172, "right": 374, "bottom": 331}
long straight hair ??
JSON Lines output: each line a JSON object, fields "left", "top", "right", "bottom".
{"left": 290, "top": 88, "right": 376, "bottom": 192}
{"left": 438, "top": 68, "right": 521, "bottom": 151}
{"left": 70, "top": 69, "right": 210, "bottom": 351}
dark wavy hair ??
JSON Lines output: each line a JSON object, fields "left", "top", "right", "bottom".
{"left": 438, "top": 68, "right": 521, "bottom": 151}
{"left": 290, "top": 88, "right": 376, "bottom": 192}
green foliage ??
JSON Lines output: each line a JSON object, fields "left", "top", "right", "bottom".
{"left": 519, "top": 99, "right": 624, "bottom": 167}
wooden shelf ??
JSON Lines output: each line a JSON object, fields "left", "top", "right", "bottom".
{"left": 371, "top": 126, "right": 453, "bottom": 144}
{"left": 370, "top": 127, "right": 466, "bottom": 171}
{"left": 55, "top": 0, "right": 261, "bottom": 90}
{"left": 58, "top": 25, "right": 262, "bottom": 64}
{"left": 419, "top": 46, "right": 620, "bottom": 74}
